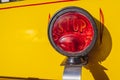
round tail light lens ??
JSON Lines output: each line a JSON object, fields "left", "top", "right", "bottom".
{"left": 48, "top": 7, "right": 97, "bottom": 57}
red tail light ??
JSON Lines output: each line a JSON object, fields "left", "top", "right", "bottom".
{"left": 48, "top": 7, "right": 97, "bottom": 57}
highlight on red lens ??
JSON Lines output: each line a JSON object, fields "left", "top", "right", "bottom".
{"left": 52, "top": 12, "right": 94, "bottom": 54}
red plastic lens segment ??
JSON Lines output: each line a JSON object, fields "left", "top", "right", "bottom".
{"left": 52, "top": 12, "right": 94, "bottom": 54}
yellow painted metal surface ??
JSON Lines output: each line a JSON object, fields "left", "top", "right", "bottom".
{"left": 0, "top": 0, "right": 119, "bottom": 80}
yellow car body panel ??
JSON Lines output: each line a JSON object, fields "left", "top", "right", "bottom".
{"left": 0, "top": 0, "right": 119, "bottom": 80}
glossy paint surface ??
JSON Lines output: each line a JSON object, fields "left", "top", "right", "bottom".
{"left": 0, "top": 0, "right": 119, "bottom": 80}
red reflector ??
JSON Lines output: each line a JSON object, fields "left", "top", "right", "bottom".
{"left": 52, "top": 12, "right": 94, "bottom": 53}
